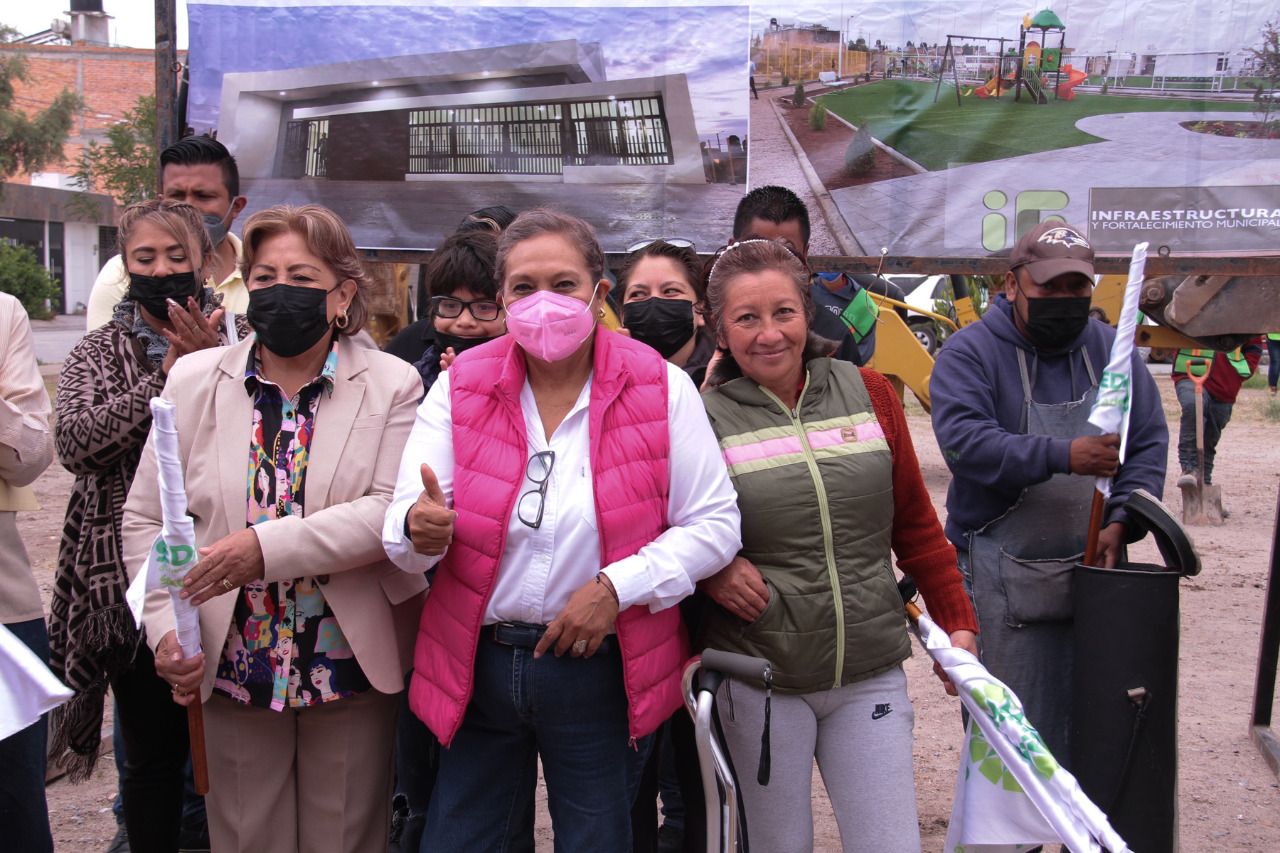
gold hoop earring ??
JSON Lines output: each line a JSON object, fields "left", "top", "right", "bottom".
{"left": 335, "top": 311, "right": 349, "bottom": 330}
{"left": 597, "top": 307, "right": 605, "bottom": 319}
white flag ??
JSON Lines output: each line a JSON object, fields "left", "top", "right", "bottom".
{"left": 1086, "top": 242, "right": 1148, "bottom": 499}
{"left": 126, "top": 400, "right": 203, "bottom": 659}
{"left": 913, "top": 613, "right": 1133, "bottom": 853}
{"left": 0, "top": 623, "right": 73, "bottom": 740}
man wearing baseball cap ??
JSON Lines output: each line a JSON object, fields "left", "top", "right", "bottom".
{"left": 928, "top": 222, "right": 1168, "bottom": 769}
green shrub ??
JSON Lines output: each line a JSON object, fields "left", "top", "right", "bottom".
{"left": 781, "top": 74, "right": 790, "bottom": 87}
{"left": 844, "top": 124, "right": 876, "bottom": 176}
{"left": 808, "top": 101, "right": 828, "bottom": 130}
{"left": 0, "top": 244, "right": 59, "bottom": 319}
{"left": 793, "top": 79, "right": 806, "bottom": 106}
{"left": 1100, "top": 79, "right": 1110, "bottom": 95}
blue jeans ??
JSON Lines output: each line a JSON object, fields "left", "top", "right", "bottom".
{"left": 0, "top": 619, "right": 55, "bottom": 853}
{"left": 424, "top": 635, "right": 636, "bottom": 852}
{"left": 1175, "top": 377, "right": 1233, "bottom": 484}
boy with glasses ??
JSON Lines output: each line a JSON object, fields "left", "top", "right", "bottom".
{"left": 408, "top": 230, "right": 506, "bottom": 393}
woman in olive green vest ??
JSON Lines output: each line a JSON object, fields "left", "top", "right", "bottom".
{"left": 697, "top": 238, "right": 978, "bottom": 853}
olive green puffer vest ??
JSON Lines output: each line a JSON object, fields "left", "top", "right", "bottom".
{"left": 699, "top": 359, "right": 909, "bottom": 693}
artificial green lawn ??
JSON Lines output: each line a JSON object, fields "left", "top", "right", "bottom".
{"left": 818, "top": 80, "right": 1258, "bottom": 171}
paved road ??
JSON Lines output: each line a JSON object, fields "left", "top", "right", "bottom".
{"left": 30, "top": 314, "right": 85, "bottom": 371}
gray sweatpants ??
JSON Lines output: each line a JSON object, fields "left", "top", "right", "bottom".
{"left": 716, "top": 665, "right": 920, "bottom": 853}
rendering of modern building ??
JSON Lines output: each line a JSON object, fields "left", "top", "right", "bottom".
{"left": 219, "top": 39, "right": 706, "bottom": 185}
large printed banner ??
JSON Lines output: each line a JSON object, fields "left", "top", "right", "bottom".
{"left": 188, "top": 0, "right": 1280, "bottom": 255}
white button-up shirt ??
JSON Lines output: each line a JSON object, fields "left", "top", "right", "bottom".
{"left": 383, "top": 362, "right": 741, "bottom": 624}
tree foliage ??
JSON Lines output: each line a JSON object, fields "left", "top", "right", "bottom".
{"left": 70, "top": 93, "right": 157, "bottom": 216}
{"left": 0, "top": 242, "right": 60, "bottom": 319}
{"left": 0, "top": 26, "right": 84, "bottom": 196}
{"left": 793, "top": 79, "right": 806, "bottom": 106}
{"left": 1246, "top": 20, "right": 1280, "bottom": 128}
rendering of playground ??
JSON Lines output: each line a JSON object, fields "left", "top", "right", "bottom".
{"left": 755, "top": 8, "right": 1280, "bottom": 256}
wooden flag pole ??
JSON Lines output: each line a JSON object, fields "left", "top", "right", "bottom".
{"left": 1083, "top": 489, "right": 1106, "bottom": 567}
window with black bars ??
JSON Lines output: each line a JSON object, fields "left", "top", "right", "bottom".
{"left": 407, "top": 96, "right": 673, "bottom": 175}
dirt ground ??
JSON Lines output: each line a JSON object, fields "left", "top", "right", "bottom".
{"left": 776, "top": 87, "right": 918, "bottom": 192}
{"left": 33, "top": 371, "right": 1280, "bottom": 851}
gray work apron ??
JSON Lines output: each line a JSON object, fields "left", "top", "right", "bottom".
{"left": 967, "top": 347, "right": 1098, "bottom": 768}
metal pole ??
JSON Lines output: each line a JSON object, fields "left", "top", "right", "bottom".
{"left": 838, "top": 2, "right": 844, "bottom": 79}
{"left": 155, "top": 0, "right": 180, "bottom": 188}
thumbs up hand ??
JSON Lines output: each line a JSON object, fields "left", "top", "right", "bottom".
{"left": 407, "top": 463, "right": 457, "bottom": 556}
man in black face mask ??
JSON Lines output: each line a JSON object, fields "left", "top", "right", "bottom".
{"left": 928, "top": 221, "right": 1168, "bottom": 773}
{"left": 87, "top": 136, "right": 248, "bottom": 330}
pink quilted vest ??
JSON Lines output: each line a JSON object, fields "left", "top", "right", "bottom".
{"left": 408, "top": 329, "right": 689, "bottom": 746}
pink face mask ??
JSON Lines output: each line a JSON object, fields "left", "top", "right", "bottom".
{"left": 504, "top": 290, "right": 597, "bottom": 362}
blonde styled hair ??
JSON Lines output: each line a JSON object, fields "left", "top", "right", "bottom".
{"left": 239, "top": 204, "right": 371, "bottom": 335}
{"left": 117, "top": 199, "right": 214, "bottom": 284}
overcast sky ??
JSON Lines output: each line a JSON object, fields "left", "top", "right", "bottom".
{"left": 7, "top": 1, "right": 189, "bottom": 49}
{"left": 757, "top": 1, "right": 1273, "bottom": 56}
{"left": 9, "top": 0, "right": 1274, "bottom": 55}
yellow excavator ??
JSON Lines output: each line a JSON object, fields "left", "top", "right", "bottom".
{"left": 831, "top": 270, "right": 1272, "bottom": 415}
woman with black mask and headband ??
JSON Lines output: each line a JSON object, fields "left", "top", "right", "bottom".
{"left": 50, "top": 199, "right": 238, "bottom": 852}
{"left": 120, "top": 204, "right": 427, "bottom": 852}
{"left": 619, "top": 239, "right": 715, "bottom": 389}
{"left": 617, "top": 237, "right": 717, "bottom": 852}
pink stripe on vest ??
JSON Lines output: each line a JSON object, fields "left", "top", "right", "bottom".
{"left": 721, "top": 420, "right": 886, "bottom": 467}
{"left": 408, "top": 330, "right": 687, "bottom": 746}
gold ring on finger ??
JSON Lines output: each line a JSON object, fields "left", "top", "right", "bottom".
{"left": 221, "top": 578, "right": 234, "bottom": 592}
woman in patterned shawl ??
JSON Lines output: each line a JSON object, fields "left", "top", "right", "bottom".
{"left": 49, "top": 199, "right": 236, "bottom": 851}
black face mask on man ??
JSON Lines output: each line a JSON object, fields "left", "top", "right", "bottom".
{"left": 624, "top": 297, "right": 697, "bottom": 359}
{"left": 1019, "top": 292, "right": 1092, "bottom": 351}
{"left": 128, "top": 271, "right": 201, "bottom": 320}
{"left": 247, "top": 283, "right": 339, "bottom": 358}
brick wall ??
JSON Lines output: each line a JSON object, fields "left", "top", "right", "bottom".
{"left": 2, "top": 43, "right": 183, "bottom": 183}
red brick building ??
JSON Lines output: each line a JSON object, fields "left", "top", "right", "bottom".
{"left": 1, "top": 9, "right": 172, "bottom": 314}
{"left": 4, "top": 42, "right": 161, "bottom": 187}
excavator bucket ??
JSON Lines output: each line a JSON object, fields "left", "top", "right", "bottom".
{"left": 1141, "top": 274, "right": 1280, "bottom": 348}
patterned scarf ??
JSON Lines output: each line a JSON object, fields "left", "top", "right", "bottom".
{"left": 47, "top": 288, "right": 220, "bottom": 780}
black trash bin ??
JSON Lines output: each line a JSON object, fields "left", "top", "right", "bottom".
{"left": 1072, "top": 488, "right": 1200, "bottom": 853}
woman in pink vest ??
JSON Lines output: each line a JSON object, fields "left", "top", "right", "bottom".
{"left": 383, "top": 209, "right": 742, "bottom": 851}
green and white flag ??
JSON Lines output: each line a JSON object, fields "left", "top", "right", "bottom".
{"left": 125, "top": 399, "right": 203, "bottom": 661}
{"left": 913, "top": 613, "right": 1132, "bottom": 853}
{"left": 1086, "top": 242, "right": 1148, "bottom": 499}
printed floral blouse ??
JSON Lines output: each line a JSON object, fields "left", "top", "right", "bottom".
{"left": 213, "top": 343, "right": 371, "bottom": 710}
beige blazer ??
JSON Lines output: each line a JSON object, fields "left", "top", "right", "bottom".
{"left": 121, "top": 334, "right": 428, "bottom": 700}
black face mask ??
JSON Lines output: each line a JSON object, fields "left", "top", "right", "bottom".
{"left": 128, "top": 271, "right": 201, "bottom": 320}
{"left": 434, "top": 331, "right": 502, "bottom": 355}
{"left": 1020, "top": 293, "right": 1093, "bottom": 351}
{"left": 247, "top": 283, "right": 337, "bottom": 359}
{"left": 624, "top": 297, "right": 697, "bottom": 359}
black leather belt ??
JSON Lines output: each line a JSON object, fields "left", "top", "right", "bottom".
{"left": 490, "top": 621, "right": 616, "bottom": 654}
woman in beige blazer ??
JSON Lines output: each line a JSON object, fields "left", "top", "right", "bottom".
{"left": 122, "top": 204, "right": 426, "bottom": 853}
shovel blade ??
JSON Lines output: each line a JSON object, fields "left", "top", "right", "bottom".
{"left": 1180, "top": 482, "right": 1224, "bottom": 526}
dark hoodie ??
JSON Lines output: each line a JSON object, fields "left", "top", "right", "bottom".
{"left": 929, "top": 292, "right": 1168, "bottom": 548}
